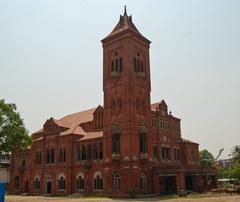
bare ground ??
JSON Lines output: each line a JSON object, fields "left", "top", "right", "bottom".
{"left": 5, "top": 194, "right": 240, "bottom": 202}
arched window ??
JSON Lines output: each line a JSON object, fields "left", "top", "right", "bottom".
{"left": 99, "top": 143, "right": 103, "bottom": 159}
{"left": 93, "top": 143, "right": 98, "bottom": 160}
{"left": 140, "top": 133, "right": 147, "bottom": 153}
{"left": 87, "top": 144, "right": 92, "bottom": 160}
{"left": 115, "top": 59, "right": 119, "bottom": 72}
{"left": 114, "top": 173, "right": 120, "bottom": 191}
{"left": 140, "top": 174, "right": 146, "bottom": 191}
{"left": 112, "top": 133, "right": 120, "bottom": 154}
{"left": 94, "top": 171, "right": 103, "bottom": 190}
{"left": 76, "top": 172, "right": 84, "bottom": 191}
{"left": 81, "top": 145, "right": 86, "bottom": 160}
{"left": 140, "top": 61, "right": 144, "bottom": 72}
{"left": 110, "top": 53, "right": 123, "bottom": 75}
{"left": 14, "top": 176, "right": 20, "bottom": 190}
{"left": 75, "top": 147, "right": 81, "bottom": 161}
{"left": 58, "top": 174, "right": 66, "bottom": 190}
{"left": 33, "top": 175, "right": 40, "bottom": 190}
{"left": 119, "top": 57, "right": 123, "bottom": 72}
{"left": 111, "top": 61, "right": 114, "bottom": 72}
{"left": 137, "top": 59, "right": 140, "bottom": 72}
{"left": 134, "top": 57, "right": 137, "bottom": 72}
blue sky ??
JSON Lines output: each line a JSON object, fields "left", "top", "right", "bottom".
{"left": 0, "top": 0, "right": 239, "bottom": 159}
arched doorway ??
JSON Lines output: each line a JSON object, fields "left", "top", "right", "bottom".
{"left": 45, "top": 177, "right": 52, "bottom": 194}
{"left": 24, "top": 179, "right": 29, "bottom": 193}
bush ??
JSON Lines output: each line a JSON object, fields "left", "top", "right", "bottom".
{"left": 129, "top": 186, "right": 138, "bottom": 198}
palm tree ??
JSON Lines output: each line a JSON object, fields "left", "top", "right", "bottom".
{"left": 229, "top": 145, "right": 240, "bottom": 166}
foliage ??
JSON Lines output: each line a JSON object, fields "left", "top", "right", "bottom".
{"left": 218, "top": 166, "right": 240, "bottom": 180}
{"left": 229, "top": 145, "right": 240, "bottom": 166}
{"left": 199, "top": 149, "right": 214, "bottom": 166}
{"left": 218, "top": 167, "right": 231, "bottom": 179}
{"left": 217, "top": 145, "right": 240, "bottom": 180}
{"left": 129, "top": 186, "right": 138, "bottom": 198}
{"left": 0, "top": 99, "right": 31, "bottom": 152}
{"left": 229, "top": 166, "right": 240, "bottom": 179}
{"left": 219, "top": 182, "right": 233, "bottom": 189}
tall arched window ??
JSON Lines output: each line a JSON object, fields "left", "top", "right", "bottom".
{"left": 114, "top": 173, "right": 120, "bottom": 191}
{"left": 140, "top": 174, "right": 146, "bottom": 191}
{"left": 110, "top": 52, "right": 123, "bottom": 76}
{"left": 76, "top": 172, "right": 84, "bottom": 191}
{"left": 14, "top": 176, "right": 20, "bottom": 190}
{"left": 87, "top": 144, "right": 92, "bottom": 160}
{"left": 93, "top": 143, "right": 98, "bottom": 160}
{"left": 112, "top": 133, "right": 120, "bottom": 154}
{"left": 58, "top": 174, "right": 66, "bottom": 190}
{"left": 94, "top": 171, "right": 103, "bottom": 190}
{"left": 99, "top": 143, "right": 103, "bottom": 159}
{"left": 33, "top": 175, "right": 40, "bottom": 190}
{"left": 81, "top": 145, "right": 86, "bottom": 160}
{"left": 112, "top": 124, "right": 120, "bottom": 154}
{"left": 140, "top": 133, "right": 147, "bottom": 153}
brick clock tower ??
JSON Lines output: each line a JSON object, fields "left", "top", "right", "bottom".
{"left": 9, "top": 6, "right": 218, "bottom": 197}
{"left": 101, "top": 7, "right": 152, "bottom": 194}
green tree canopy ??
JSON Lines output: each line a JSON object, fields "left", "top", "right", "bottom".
{"left": 199, "top": 149, "right": 214, "bottom": 166}
{"left": 229, "top": 145, "right": 240, "bottom": 166}
{"left": 0, "top": 99, "right": 31, "bottom": 152}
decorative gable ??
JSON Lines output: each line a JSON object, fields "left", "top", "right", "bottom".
{"left": 93, "top": 105, "right": 104, "bottom": 130}
{"left": 43, "top": 118, "right": 61, "bottom": 134}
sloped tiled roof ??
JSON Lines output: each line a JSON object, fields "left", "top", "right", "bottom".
{"left": 59, "top": 108, "right": 96, "bottom": 126}
{"left": 182, "top": 138, "right": 198, "bottom": 145}
{"left": 102, "top": 7, "right": 150, "bottom": 43}
{"left": 32, "top": 107, "right": 97, "bottom": 136}
{"left": 151, "top": 99, "right": 167, "bottom": 111}
{"left": 78, "top": 131, "right": 103, "bottom": 142}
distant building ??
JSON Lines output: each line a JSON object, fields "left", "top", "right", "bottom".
{"left": 216, "top": 159, "right": 231, "bottom": 169}
{"left": 0, "top": 152, "right": 10, "bottom": 190}
{"left": 9, "top": 8, "right": 217, "bottom": 196}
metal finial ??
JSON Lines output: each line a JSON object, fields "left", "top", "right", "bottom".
{"left": 124, "top": 5, "right": 127, "bottom": 14}
{"left": 169, "top": 111, "right": 172, "bottom": 116}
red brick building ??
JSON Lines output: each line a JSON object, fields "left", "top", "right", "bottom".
{"left": 9, "top": 8, "right": 217, "bottom": 196}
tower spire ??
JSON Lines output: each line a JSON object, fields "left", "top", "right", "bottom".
{"left": 124, "top": 5, "right": 127, "bottom": 15}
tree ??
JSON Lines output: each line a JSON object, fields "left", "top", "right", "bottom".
{"left": 199, "top": 149, "right": 214, "bottom": 166}
{"left": 229, "top": 145, "right": 240, "bottom": 166}
{"left": 0, "top": 99, "right": 31, "bottom": 152}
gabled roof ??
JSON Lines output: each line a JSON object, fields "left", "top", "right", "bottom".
{"left": 43, "top": 117, "right": 70, "bottom": 129}
{"left": 151, "top": 99, "right": 167, "bottom": 111}
{"left": 102, "top": 7, "right": 150, "bottom": 43}
{"left": 32, "top": 107, "right": 97, "bottom": 135}
{"left": 93, "top": 105, "right": 103, "bottom": 115}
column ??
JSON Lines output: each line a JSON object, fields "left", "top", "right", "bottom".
{"left": 176, "top": 172, "right": 185, "bottom": 192}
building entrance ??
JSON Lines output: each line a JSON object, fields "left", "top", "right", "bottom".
{"left": 185, "top": 175, "right": 194, "bottom": 191}
{"left": 24, "top": 180, "right": 29, "bottom": 193}
{"left": 46, "top": 177, "right": 52, "bottom": 194}
{"left": 46, "top": 182, "right": 51, "bottom": 194}
{"left": 159, "top": 175, "right": 177, "bottom": 195}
